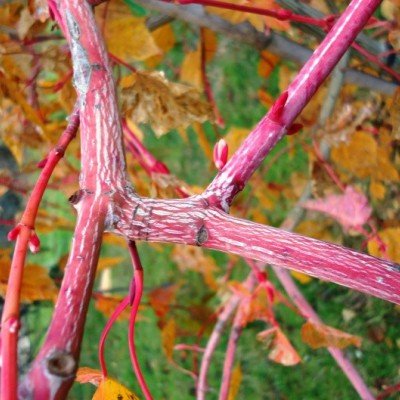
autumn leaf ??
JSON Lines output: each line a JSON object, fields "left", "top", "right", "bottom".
{"left": 257, "top": 328, "right": 301, "bottom": 366}
{"left": 76, "top": 367, "right": 103, "bottom": 386}
{"left": 331, "top": 130, "right": 399, "bottom": 182}
{"left": 145, "top": 23, "right": 176, "bottom": 68}
{"left": 172, "top": 246, "right": 219, "bottom": 290}
{"left": 93, "top": 377, "right": 140, "bottom": 400}
{"left": 228, "top": 364, "right": 242, "bottom": 400}
{"left": 148, "top": 283, "right": 180, "bottom": 319}
{"left": 368, "top": 227, "right": 400, "bottom": 263}
{"left": 94, "top": 294, "right": 141, "bottom": 321}
{"left": 105, "top": 15, "right": 160, "bottom": 62}
{"left": 0, "top": 263, "right": 58, "bottom": 303}
{"left": 120, "top": 71, "right": 213, "bottom": 136}
{"left": 206, "top": 0, "right": 289, "bottom": 31}
{"left": 96, "top": 257, "right": 125, "bottom": 272}
{"left": 28, "top": 0, "right": 50, "bottom": 22}
{"left": 161, "top": 318, "right": 176, "bottom": 360}
{"left": 302, "top": 186, "right": 372, "bottom": 231}
{"left": 301, "top": 320, "right": 362, "bottom": 350}
{"left": 258, "top": 50, "right": 280, "bottom": 78}
{"left": 76, "top": 368, "right": 140, "bottom": 400}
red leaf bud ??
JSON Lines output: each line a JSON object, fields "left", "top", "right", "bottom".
{"left": 213, "top": 139, "right": 228, "bottom": 170}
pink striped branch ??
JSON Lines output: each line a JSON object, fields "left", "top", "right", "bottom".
{"left": 204, "top": 0, "right": 382, "bottom": 210}
{"left": 20, "top": 0, "right": 130, "bottom": 397}
{"left": 114, "top": 195, "right": 400, "bottom": 305}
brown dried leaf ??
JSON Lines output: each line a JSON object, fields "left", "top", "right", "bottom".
{"left": 121, "top": 71, "right": 213, "bottom": 136}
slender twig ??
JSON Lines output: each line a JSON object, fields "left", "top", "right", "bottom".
{"left": 127, "top": 241, "right": 153, "bottom": 400}
{"left": 218, "top": 301, "right": 245, "bottom": 400}
{"left": 0, "top": 105, "right": 79, "bottom": 400}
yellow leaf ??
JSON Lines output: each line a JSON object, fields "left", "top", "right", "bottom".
{"left": 93, "top": 377, "right": 140, "bottom": 400}
{"left": 301, "top": 320, "right": 362, "bottom": 350}
{"left": 145, "top": 23, "right": 176, "bottom": 68}
{"left": 103, "top": 233, "right": 128, "bottom": 248}
{"left": 121, "top": 71, "right": 213, "bottom": 136}
{"left": 76, "top": 368, "right": 140, "bottom": 399}
{"left": 180, "top": 49, "right": 202, "bottom": 90}
{"left": 290, "top": 271, "right": 312, "bottom": 284}
{"left": 228, "top": 364, "right": 242, "bottom": 400}
{"left": 0, "top": 264, "right": 58, "bottom": 303}
{"left": 368, "top": 228, "right": 400, "bottom": 263}
{"left": 369, "top": 179, "right": 386, "bottom": 200}
{"left": 295, "top": 220, "right": 336, "bottom": 243}
{"left": 105, "top": 16, "right": 160, "bottom": 62}
{"left": 161, "top": 318, "right": 176, "bottom": 360}
{"left": 97, "top": 257, "right": 124, "bottom": 272}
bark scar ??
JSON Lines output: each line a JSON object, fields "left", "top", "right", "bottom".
{"left": 196, "top": 224, "right": 208, "bottom": 246}
{"left": 65, "top": 10, "right": 91, "bottom": 96}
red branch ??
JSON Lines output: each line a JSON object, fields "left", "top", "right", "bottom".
{"left": 0, "top": 105, "right": 79, "bottom": 400}
{"left": 204, "top": 0, "right": 382, "bottom": 210}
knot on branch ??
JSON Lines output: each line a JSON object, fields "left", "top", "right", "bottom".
{"left": 45, "top": 350, "right": 76, "bottom": 378}
{"left": 195, "top": 224, "right": 208, "bottom": 246}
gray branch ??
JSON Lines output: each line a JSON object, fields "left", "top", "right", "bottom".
{"left": 136, "top": 0, "right": 398, "bottom": 95}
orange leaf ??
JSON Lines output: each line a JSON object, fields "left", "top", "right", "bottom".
{"left": 75, "top": 367, "right": 103, "bottom": 386}
{"left": 258, "top": 328, "right": 301, "bottom": 366}
{"left": 94, "top": 294, "right": 141, "bottom": 321}
{"left": 258, "top": 50, "right": 280, "bottom": 78}
{"left": 301, "top": 320, "right": 362, "bottom": 350}
{"left": 148, "top": 283, "right": 180, "bottom": 319}
{"left": 0, "top": 263, "right": 58, "bottom": 303}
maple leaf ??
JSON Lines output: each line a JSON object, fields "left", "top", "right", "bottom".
{"left": 301, "top": 320, "right": 362, "bottom": 350}
{"left": 120, "top": 71, "right": 213, "bottom": 136}
{"left": 302, "top": 186, "right": 372, "bottom": 231}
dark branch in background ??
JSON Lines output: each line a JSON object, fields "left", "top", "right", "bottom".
{"left": 135, "top": 0, "right": 398, "bottom": 95}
